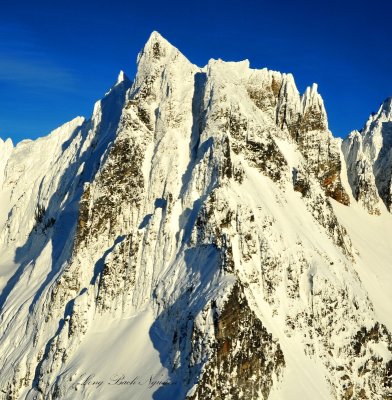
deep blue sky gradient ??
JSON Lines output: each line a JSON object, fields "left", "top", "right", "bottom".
{"left": 1, "top": 0, "right": 392, "bottom": 143}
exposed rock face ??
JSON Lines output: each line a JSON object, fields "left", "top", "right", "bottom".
{"left": 0, "top": 32, "right": 391, "bottom": 400}
{"left": 343, "top": 98, "right": 392, "bottom": 213}
{"left": 282, "top": 84, "right": 350, "bottom": 205}
{"left": 188, "top": 283, "right": 285, "bottom": 400}
{"left": 246, "top": 72, "right": 349, "bottom": 205}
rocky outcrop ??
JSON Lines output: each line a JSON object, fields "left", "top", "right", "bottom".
{"left": 246, "top": 72, "right": 349, "bottom": 205}
{"left": 188, "top": 283, "right": 285, "bottom": 400}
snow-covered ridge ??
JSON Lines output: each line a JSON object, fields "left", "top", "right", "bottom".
{"left": 343, "top": 96, "right": 392, "bottom": 214}
{"left": 0, "top": 31, "right": 391, "bottom": 400}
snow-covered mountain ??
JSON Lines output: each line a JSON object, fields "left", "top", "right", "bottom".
{"left": 343, "top": 98, "right": 392, "bottom": 215}
{"left": 0, "top": 32, "right": 391, "bottom": 400}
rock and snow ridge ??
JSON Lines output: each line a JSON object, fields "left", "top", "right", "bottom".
{"left": 343, "top": 97, "right": 392, "bottom": 215}
{"left": 0, "top": 31, "right": 391, "bottom": 400}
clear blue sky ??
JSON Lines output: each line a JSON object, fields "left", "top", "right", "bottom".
{"left": 1, "top": 0, "right": 391, "bottom": 143}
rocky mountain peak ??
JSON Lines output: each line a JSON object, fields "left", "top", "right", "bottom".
{"left": 300, "top": 82, "right": 328, "bottom": 130}
{"left": 115, "top": 70, "right": 130, "bottom": 86}
{"left": 379, "top": 96, "right": 392, "bottom": 118}
{"left": 136, "top": 31, "right": 191, "bottom": 75}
